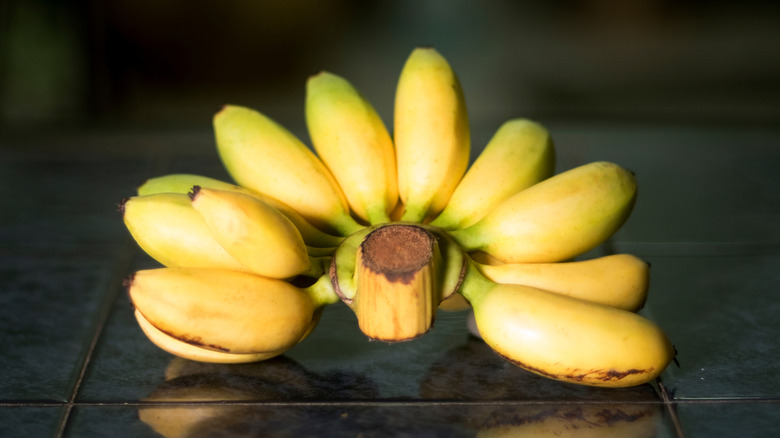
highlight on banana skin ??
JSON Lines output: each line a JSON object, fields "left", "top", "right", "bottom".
{"left": 119, "top": 46, "right": 676, "bottom": 388}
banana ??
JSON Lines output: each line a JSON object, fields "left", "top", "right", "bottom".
{"left": 459, "top": 261, "right": 674, "bottom": 387}
{"left": 429, "top": 119, "right": 555, "bottom": 230}
{"left": 306, "top": 71, "right": 398, "bottom": 225}
{"left": 127, "top": 267, "right": 339, "bottom": 359}
{"left": 189, "top": 186, "right": 319, "bottom": 279}
{"left": 121, "top": 193, "right": 247, "bottom": 271}
{"left": 213, "top": 105, "right": 363, "bottom": 235}
{"left": 134, "top": 310, "right": 284, "bottom": 364}
{"left": 474, "top": 254, "right": 650, "bottom": 312}
{"left": 138, "top": 173, "right": 344, "bottom": 248}
{"left": 394, "top": 47, "right": 470, "bottom": 222}
{"left": 450, "top": 161, "right": 636, "bottom": 263}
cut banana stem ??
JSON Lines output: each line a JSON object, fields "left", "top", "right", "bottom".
{"left": 128, "top": 268, "right": 339, "bottom": 362}
{"left": 429, "top": 118, "right": 555, "bottom": 230}
{"left": 306, "top": 71, "right": 398, "bottom": 225}
{"left": 450, "top": 161, "right": 637, "bottom": 263}
{"left": 213, "top": 105, "right": 363, "bottom": 235}
{"left": 138, "top": 173, "right": 344, "bottom": 248}
{"left": 330, "top": 223, "right": 466, "bottom": 340}
{"left": 394, "top": 47, "right": 470, "bottom": 222}
{"left": 353, "top": 224, "right": 441, "bottom": 341}
{"left": 473, "top": 254, "right": 650, "bottom": 312}
{"left": 458, "top": 260, "right": 674, "bottom": 388}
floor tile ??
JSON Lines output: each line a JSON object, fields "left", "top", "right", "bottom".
{"left": 675, "top": 401, "right": 780, "bottom": 438}
{"left": 0, "top": 253, "right": 122, "bottom": 402}
{"left": 0, "top": 154, "right": 151, "bottom": 250}
{"left": 0, "top": 406, "right": 63, "bottom": 438}
{"left": 641, "top": 255, "right": 780, "bottom": 399}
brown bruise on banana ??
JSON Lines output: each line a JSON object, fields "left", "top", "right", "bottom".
{"left": 496, "top": 350, "right": 655, "bottom": 386}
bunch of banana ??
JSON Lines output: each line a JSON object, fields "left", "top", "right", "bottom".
{"left": 120, "top": 46, "right": 674, "bottom": 387}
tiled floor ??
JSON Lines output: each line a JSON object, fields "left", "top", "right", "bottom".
{"left": 1, "top": 121, "right": 779, "bottom": 437}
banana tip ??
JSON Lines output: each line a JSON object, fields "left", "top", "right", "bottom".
{"left": 187, "top": 185, "right": 202, "bottom": 201}
{"left": 122, "top": 272, "right": 136, "bottom": 289}
{"left": 117, "top": 198, "right": 129, "bottom": 215}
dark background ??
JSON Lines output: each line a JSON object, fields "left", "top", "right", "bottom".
{"left": 2, "top": 0, "right": 779, "bottom": 133}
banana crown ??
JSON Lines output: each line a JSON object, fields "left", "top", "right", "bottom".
{"left": 120, "top": 47, "right": 672, "bottom": 388}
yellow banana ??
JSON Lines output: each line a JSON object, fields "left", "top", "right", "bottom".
{"left": 305, "top": 71, "right": 398, "bottom": 224}
{"left": 134, "top": 310, "right": 284, "bottom": 364}
{"left": 189, "top": 187, "right": 316, "bottom": 280}
{"left": 450, "top": 161, "right": 636, "bottom": 263}
{"left": 138, "top": 173, "right": 343, "bottom": 248}
{"left": 459, "top": 261, "right": 674, "bottom": 387}
{"left": 121, "top": 193, "right": 246, "bottom": 271}
{"left": 394, "top": 47, "right": 470, "bottom": 222}
{"left": 213, "top": 105, "right": 363, "bottom": 235}
{"left": 127, "top": 268, "right": 338, "bottom": 358}
{"left": 474, "top": 254, "right": 650, "bottom": 311}
{"left": 429, "top": 119, "right": 555, "bottom": 230}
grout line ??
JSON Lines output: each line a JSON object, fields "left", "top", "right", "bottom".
{"left": 52, "top": 242, "right": 138, "bottom": 438}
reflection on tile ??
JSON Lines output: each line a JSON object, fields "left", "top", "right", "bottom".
{"left": 642, "top": 255, "right": 780, "bottom": 399}
{"left": 0, "top": 254, "right": 118, "bottom": 401}
{"left": 676, "top": 402, "right": 780, "bottom": 438}
{"left": 67, "top": 402, "right": 673, "bottom": 438}
{"left": 0, "top": 406, "right": 62, "bottom": 438}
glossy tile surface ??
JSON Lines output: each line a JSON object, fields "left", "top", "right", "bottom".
{"left": 1, "top": 123, "right": 778, "bottom": 437}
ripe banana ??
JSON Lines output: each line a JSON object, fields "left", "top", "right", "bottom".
{"left": 458, "top": 261, "right": 674, "bottom": 387}
{"left": 429, "top": 119, "right": 555, "bottom": 230}
{"left": 306, "top": 71, "right": 398, "bottom": 225}
{"left": 121, "top": 193, "right": 246, "bottom": 271}
{"left": 189, "top": 186, "right": 317, "bottom": 280}
{"left": 450, "top": 161, "right": 636, "bottom": 263}
{"left": 213, "top": 105, "right": 363, "bottom": 235}
{"left": 127, "top": 267, "right": 338, "bottom": 360}
{"left": 138, "top": 173, "right": 344, "bottom": 248}
{"left": 473, "top": 254, "right": 650, "bottom": 311}
{"left": 394, "top": 47, "right": 470, "bottom": 222}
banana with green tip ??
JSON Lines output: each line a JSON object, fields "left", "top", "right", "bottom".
{"left": 394, "top": 47, "right": 470, "bottom": 222}
{"left": 458, "top": 260, "right": 674, "bottom": 387}
{"left": 451, "top": 161, "right": 636, "bottom": 263}
{"left": 429, "top": 119, "right": 555, "bottom": 230}
{"left": 128, "top": 268, "right": 339, "bottom": 362}
{"left": 306, "top": 71, "right": 398, "bottom": 225}
{"left": 138, "top": 173, "right": 343, "bottom": 249}
{"left": 189, "top": 186, "right": 321, "bottom": 280}
{"left": 473, "top": 253, "right": 650, "bottom": 312}
{"left": 214, "top": 105, "right": 363, "bottom": 235}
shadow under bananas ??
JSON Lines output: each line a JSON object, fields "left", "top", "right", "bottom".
{"left": 139, "top": 355, "right": 379, "bottom": 438}
{"left": 419, "top": 335, "right": 665, "bottom": 437}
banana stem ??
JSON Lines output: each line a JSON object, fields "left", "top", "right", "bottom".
{"left": 304, "top": 273, "right": 341, "bottom": 307}
{"left": 457, "top": 259, "right": 495, "bottom": 307}
{"left": 353, "top": 224, "right": 440, "bottom": 341}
